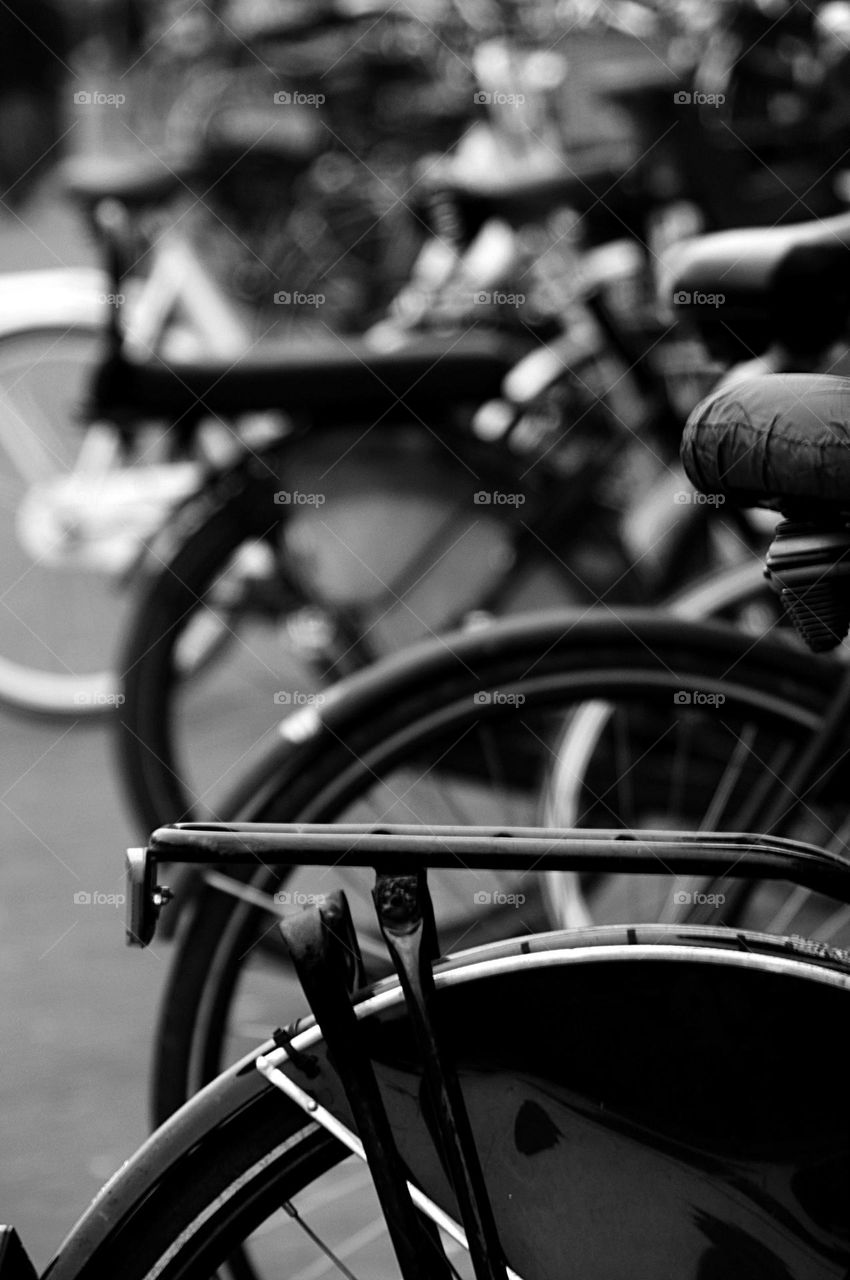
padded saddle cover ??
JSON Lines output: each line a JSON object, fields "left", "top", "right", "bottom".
{"left": 681, "top": 373, "right": 850, "bottom": 507}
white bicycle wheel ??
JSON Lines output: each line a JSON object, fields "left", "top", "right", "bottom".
{"left": 0, "top": 323, "right": 147, "bottom": 716}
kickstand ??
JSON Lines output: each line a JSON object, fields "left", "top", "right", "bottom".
{"left": 280, "top": 891, "right": 454, "bottom": 1280}
{"left": 374, "top": 870, "right": 509, "bottom": 1280}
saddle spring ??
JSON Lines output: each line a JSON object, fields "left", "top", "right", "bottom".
{"left": 765, "top": 517, "right": 850, "bottom": 651}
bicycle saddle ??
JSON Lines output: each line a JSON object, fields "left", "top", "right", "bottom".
{"left": 669, "top": 213, "right": 850, "bottom": 359}
{"left": 681, "top": 373, "right": 850, "bottom": 508}
{"left": 61, "top": 153, "right": 198, "bottom": 210}
{"left": 683, "top": 373, "right": 850, "bottom": 651}
{"left": 98, "top": 330, "right": 519, "bottom": 420}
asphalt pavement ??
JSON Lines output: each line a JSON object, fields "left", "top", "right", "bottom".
{"left": 0, "top": 191, "right": 167, "bottom": 1270}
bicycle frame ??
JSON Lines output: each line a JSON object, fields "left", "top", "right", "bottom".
{"left": 120, "top": 228, "right": 252, "bottom": 360}
{"left": 0, "top": 215, "right": 266, "bottom": 587}
{"left": 0, "top": 223, "right": 250, "bottom": 361}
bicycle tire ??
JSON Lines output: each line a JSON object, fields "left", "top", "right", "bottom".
{"left": 49, "top": 924, "right": 850, "bottom": 1279}
{"left": 149, "top": 611, "right": 842, "bottom": 1125}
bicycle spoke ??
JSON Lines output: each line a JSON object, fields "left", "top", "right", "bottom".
{"left": 701, "top": 722, "right": 756, "bottom": 830}
{"left": 477, "top": 722, "right": 526, "bottom": 826}
{"left": 613, "top": 706, "right": 635, "bottom": 831}
{"left": 203, "top": 870, "right": 288, "bottom": 915}
{"left": 765, "top": 884, "right": 811, "bottom": 935}
{"left": 658, "top": 722, "right": 762, "bottom": 922}
{"left": 282, "top": 1199, "right": 370, "bottom": 1280}
{"left": 735, "top": 738, "right": 796, "bottom": 830}
{"left": 667, "top": 716, "right": 692, "bottom": 820}
{"left": 812, "top": 902, "right": 850, "bottom": 942}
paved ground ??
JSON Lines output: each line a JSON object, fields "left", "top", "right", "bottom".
{"left": 0, "top": 192, "right": 170, "bottom": 1270}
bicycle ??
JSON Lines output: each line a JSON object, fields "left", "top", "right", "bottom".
{"left": 18, "top": 820, "right": 850, "bottom": 1278}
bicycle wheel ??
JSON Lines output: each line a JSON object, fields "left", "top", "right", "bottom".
{"left": 118, "top": 420, "right": 621, "bottom": 835}
{"left": 48, "top": 925, "right": 850, "bottom": 1279}
{"left": 150, "top": 611, "right": 843, "bottom": 1123}
{"left": 0, "top": 324, "right": 137, "bottom": 715}
{"left": 540, "top": 559, "right": 803, "bottom": 930}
